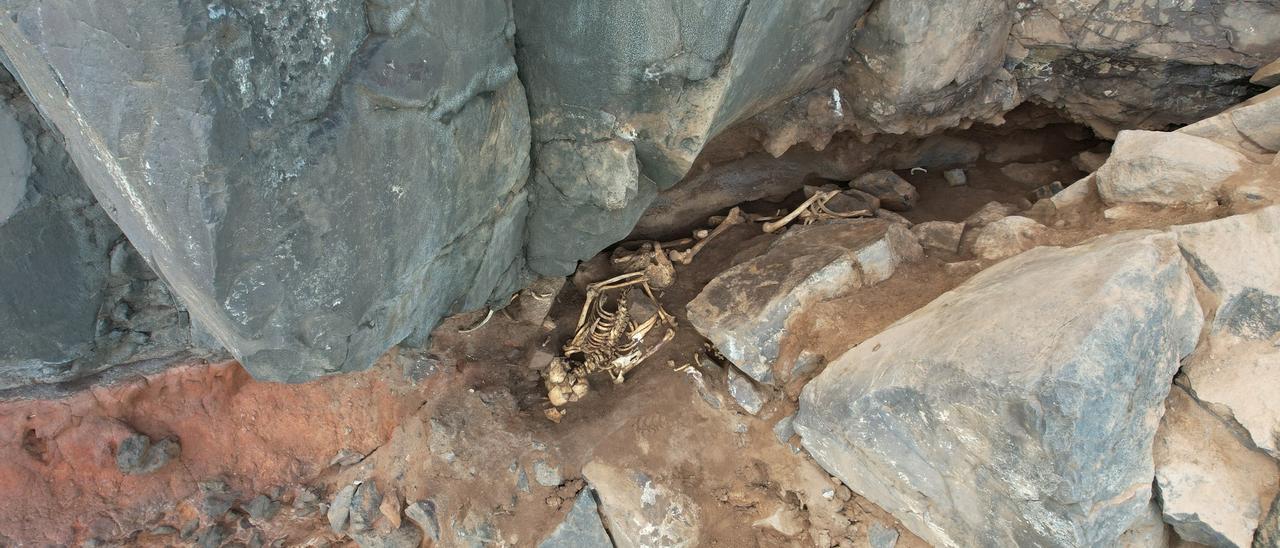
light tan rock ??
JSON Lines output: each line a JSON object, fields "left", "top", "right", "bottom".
{"left": 1182, "top": 336, "right": 1280, "bottom": 460}
{"left": 1253, "top": 58, "right": 1280, "bottom": 87}
{"left": 1231, "top": 92, "right": 1280, "bottom": 152}
{"left": 911, "top": 221, "right": 964, "bottom": 254}
{"left": 1051, "top": 174, "right": 1098, "bottom": 209}
{"left": 970, "top": 216, "right": 1047, "bottom": 261}
{"left": 1154, "top": 386, "right": 1280, "bottom": 548}
{"left": 1118, "top": 501, "right": 1172, "bottom": 548}
{"left": 1071, "top": 150, "right": 1109, "bottom": 173}
{"left": 964, "top": 201, "right": 1020, "bottom": 227}
{"left": 1097, "top": 130, "right": 1247, "bottom": 206}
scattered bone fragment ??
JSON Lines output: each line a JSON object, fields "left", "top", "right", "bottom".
{"left": 541, "top": 270, "right": 677, "bottom": 409}
{"left": 671, "top": 207, "right": 744, "bottom": 264}
{"left": 762, "top": 192, "right": 871, "bottom": 233}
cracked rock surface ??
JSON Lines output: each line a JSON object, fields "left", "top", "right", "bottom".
{"left": 0, "top": 1, "right": 1276, "bottom": 385}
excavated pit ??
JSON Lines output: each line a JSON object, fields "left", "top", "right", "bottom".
{"left": 0, "top": 108, "right": 1194, "bottom": 547}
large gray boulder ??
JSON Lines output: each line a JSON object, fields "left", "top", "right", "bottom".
{"left": 0, "top": 0, "right": 531, "bottom": 382}
{"left": 969, "top": 215, "right": 1048, "bottom": 261}
{"left": 1154, "top": 386, "right": 1279, "bottom": 548}
{"left": 688, "top": 219, "right": 921, "bottom": 384}
{"left": 795, "top": 230, "right": 1203, "bottom": 547}
{"left": 1118, "top": 501, "right": 1172, "bottom": 548}
{"left": 514, "top": 0, "right": 870, "bottom": 274}
{"left": 840, "top": 0, "right": 1018, "bottom": 135}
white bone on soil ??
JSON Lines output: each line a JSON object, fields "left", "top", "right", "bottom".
{"left": 762, "top": 191, "right": 833, "bottom": 233}
{"left": 670, "top": 206, "right": 744, "bottom": 264}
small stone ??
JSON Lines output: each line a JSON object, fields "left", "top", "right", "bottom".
{"left": 963, "top": 201, "right": 1020, "bottom": 227}
{"left": 116, "top": 433, "right": 180, "bottom": 475}
{"left": 773, "top": 415, "right": 796, "bottom": 444}
{"left": 1155, "top": 386, "right": 1279, "bottom": 547}
{"left": 545, "top": 495, "right": 564, "bottom": 507}
{"left": 942, "top": 259, "right": 982, "bottom": 276}
{"left": 1029, "top": 180, "right": 1065, "bottom": 201}
{"left": 515, "top": 277, "right": 566, "bottom": 324}
{"left": 727, "top": 367, "right": 766, "bottom": 415}
{"left": 874, "top": 208, "right": 912, "bottom": 227}
{"left": 180, "top": 519, "right": 200, "bottom": 539}
{"left": 150, "top": 525, "right": 178, "bottom": 536}
{"left": 752, "top": 507, "right": 806, "bottom": 537}
{"left": 544, "top": 408, "right": 564, "bottom": 423}
{"left": 244, "top": 494, "right": 280, "bottom": 521}
{"left": 526, "top": 350, "right": 554, "bottom": 370}
{"left": 868, "top": 521, "right": 900, "bottom": 548}
{"left": 822, "top": 489, "right": 836, "bottom": 500}
{"left": 196, "top": 525, "right": 227, "bottom": 548}
{"left": 1251, "top": 58, "right": 1280, "bottom": 88}
{"left": 970, "top": 216, "right": 1047, "bottom": 261}
{"left": 1103, "top": 205, "right": 1141, "bottom": 221}
{"left": 943, "top": 168, "right": 967, "bottom": 186}
{"left": 199, "top": 481, "right": 235, "bottom": 521}
{"left": 911, "top": 221, "right": 964, "bottom": 254}
{"left": 351, "top": 524, "right": 424, "bottom": 548}
{"left": 1117, "top": 500, "right": 1171, "bottom": 548}
{"left": 533, "top": 460, "right": 563, "bottom": 487}
{"left": 404, "top": 500, "right": 441, "bottom": 542}
{"left": 584, "top": 462, "right": 700, "bottom": 547}
{"left": 349, "top": 481, "right": 383, "bottom": 533}
{"left": 1071, "top": 150, "right": 1108, "bottom": 173}
{"left": 379, "top": 490, "right": 403, "bottom": 529}
{"left": 330, "top": 449, "right": 365, "bottom": 467}
{"left": 849, "top": 171, "right": 919, "bottom": 211}
{"left": 516, "top": 467, "right": 531, "bottom": 493}
{"left": 327, "top": 483, "right": 358, "bottom": 533}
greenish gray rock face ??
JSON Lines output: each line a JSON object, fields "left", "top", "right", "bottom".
{"left": 0, "top": 0, "right": 530, "bottom": 382}
{"left": 795, "top": 231, "right": 1204, "bottom": 547}
{"left": 0, "top": 64, "right": 192, "bottom": 390}
{"left": 514, "top": 0, "right": 871, "bottom": 274}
